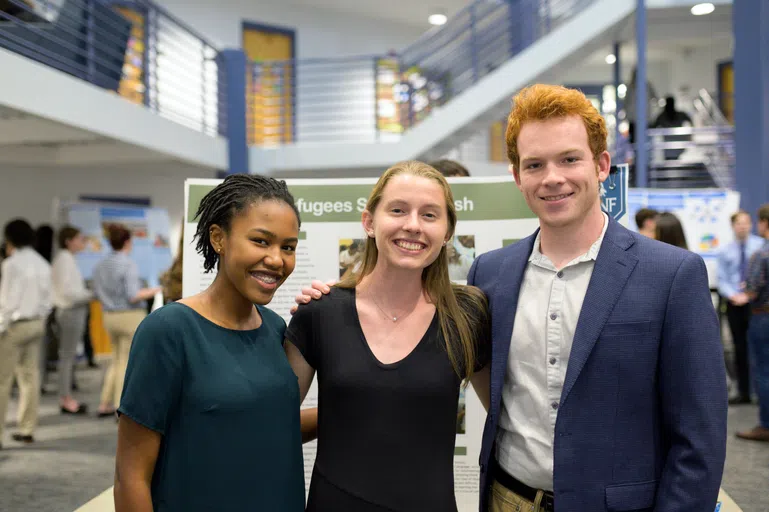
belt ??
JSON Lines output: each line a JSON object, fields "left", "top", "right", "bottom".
{"left": 493, "top": 458, "right": 555, "bottom": 512}
{"left": 752, "top": 306, "right": 769, "bottom": 315}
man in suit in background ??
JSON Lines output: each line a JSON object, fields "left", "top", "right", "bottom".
{"left": 737, "top": 203, "right": 769, "bottom": 442}
{"left": 717, "top": 209, "right": 765, "bottom": 405}
{"left": 468, "top": 84, "right": 727, "bottom": 511}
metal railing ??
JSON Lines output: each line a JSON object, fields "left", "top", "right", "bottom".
{"left": 693, "top": 88, "right": 730, "bottom": 127}
{"left": 246, "top": 0, "right": 597, "bottom": 146}
{"left": 647, "top": 125, "right": 735, "bottom": 189}
{"left": 0, "top": 0, "right": 224, "bottom": 136}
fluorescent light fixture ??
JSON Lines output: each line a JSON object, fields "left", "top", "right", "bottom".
{"left": 691, "top": 3, "right": 715, "bottom": 15}
{"left": 605, "top": 54, "right": 617, "bottom": 65}
{"left": 617, "top": 83, "right": 627, "bottom": 98}
{"left": 428, "top": 13, "right": 448, "bottom": 25}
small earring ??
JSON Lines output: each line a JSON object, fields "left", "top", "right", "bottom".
{"left": 443, "top": 241, "right": 447, "bottom": 246}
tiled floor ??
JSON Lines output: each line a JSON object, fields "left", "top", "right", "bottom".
{"left": 1, "top": 364, "right": 768, "bottom": 512}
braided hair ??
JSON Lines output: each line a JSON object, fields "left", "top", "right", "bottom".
{"left": 194, "top": 174, "right": 301, "bottom": 273}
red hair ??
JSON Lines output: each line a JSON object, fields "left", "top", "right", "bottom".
{"left": 505, "top": 84, "right": 608, "bottom": 170}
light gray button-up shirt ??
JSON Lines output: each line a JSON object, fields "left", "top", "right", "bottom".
{"left": 496, "top": 213, "right": 609, "bottom": 491}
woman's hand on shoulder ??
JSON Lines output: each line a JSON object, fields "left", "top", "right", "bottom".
{"left": 289, "top": 279, "right": 336, "bottom": 315}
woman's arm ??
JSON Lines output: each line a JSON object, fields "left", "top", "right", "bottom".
{"left": 300, "top": 408, "right": 318, "bottom": 444}
{"left": 114, "top": 415, "right": 161, "bottom": 512}
{"left": 130, "top": 286, "right": 163, "bottom": 304}
{"left": 124, "top": 261, "right": 162, "bottom": 304}
{"left": 469, "top": 365, "right": 491, "bottom": 412}
{"left": 285, "top": 340, "right": 318, "bottom": 443}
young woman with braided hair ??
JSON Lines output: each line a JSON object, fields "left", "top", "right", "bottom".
{"left": 114, "top": 174, "right": 306, "bottom": 511}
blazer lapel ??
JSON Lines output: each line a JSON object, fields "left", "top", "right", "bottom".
{"left": 490, "top": 234, "right": 536, "bottom": 416}
{"left": 560, "top": 221, "right": 638, "bottom": 406}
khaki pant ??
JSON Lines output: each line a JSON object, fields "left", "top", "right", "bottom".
{"left": 490, "top": 480, "right": 550, "bottom": 512}
{"left": 0, "top": 319, "right": 44, "bottom": 439}
{"left": 100, "top": 310, "right": 144, "bottom": 408}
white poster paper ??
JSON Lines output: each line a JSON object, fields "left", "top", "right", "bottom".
{"left": 627, "top": 188, "right": 741, "bottom": 287}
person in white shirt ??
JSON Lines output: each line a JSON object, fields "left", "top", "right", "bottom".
{"left": 52, "top": 225, "right": 93, "bottom": 415}
{"left": 0, "top": 218, "right": 52, "bottom": 447}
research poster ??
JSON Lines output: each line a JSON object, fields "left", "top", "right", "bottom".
{"left": 182, "top": 174, "right": 627, "bottom": 509}
{"left": 62, "top": 203, "right": 172, "bottom": 285}
{"left": 627, "top": 188, "right": 740, "bottom": 287}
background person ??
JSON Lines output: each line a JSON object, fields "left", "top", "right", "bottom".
{"left": 717, "top": 209, "right": 765, "bottom": 405}
{"left": 51, "top": 225, "right": 94, "bottom": 414}
{"left": 655, "top": 211, "right": 689, "bottom": 249}
{"left": 736, "top": 203, "right": 769, "bottom": 442}
{"left": 634, "top": 207, "right": 658, "bottom": 239}
{"left": 429, "top": 159, "right": 471, "bottom": 178}
{"left": 0, "top": 218, "right": 51, "bottom": 446}
{"left": 92, "top": 224, "right": 160, "bottom": 417}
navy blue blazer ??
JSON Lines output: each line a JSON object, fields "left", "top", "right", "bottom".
{"left": 468, "top": 217, "right": 727, "bottom": 512}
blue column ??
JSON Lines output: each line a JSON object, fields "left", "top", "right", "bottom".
{"left": 733, "top": 0, "right": 769, "bottom": 218}
{"left": 217, "top": 49, "right": 249, "bottom": 175}
{"left": 613, "top": 41, "right": 621, "bottom": 159}
{"left": 634, "top": 0, "right": 648, "bottom": 187}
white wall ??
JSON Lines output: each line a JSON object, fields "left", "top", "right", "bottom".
{"left": 668, "top": 40, "right": 733, "bottom": 98}
{"left": 154, "top": 0, "right": 425, "bottom": 58}
{"left": 554, "top": 61, "right": 673, "bottom": 98}
{"left": 0, "top": 163, "right": 217, "bottom": 255}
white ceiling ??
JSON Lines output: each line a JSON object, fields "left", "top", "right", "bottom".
{"left": 281, "top": 0, "right": 472, "bottom": 28}
{"left": 581, "top": 5, "right": 732, "bottom": 66}
{"left": 279, "top": 1, "right": 733, "bottom": 63}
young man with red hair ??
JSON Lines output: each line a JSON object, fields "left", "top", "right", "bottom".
{"left": 470, "top": 84, "right": 727, "bottom": 511}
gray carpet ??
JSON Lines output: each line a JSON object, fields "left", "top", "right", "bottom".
{"left": 1, "top": 363, "right": 768, "bottom": 512}
{"left": 1, "top": 364, "right": 117, "bottom": 512}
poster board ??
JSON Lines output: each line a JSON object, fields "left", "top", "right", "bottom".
{"left": 181, "top": 174, "right": 628, "bottom": 509}
{"left": 627, "top": 189, "right": 741, "bottom": 288}
{"left": 61, "top": 203, "right": 173, "bottom": 286}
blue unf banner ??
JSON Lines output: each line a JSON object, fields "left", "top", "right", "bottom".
{"left": 601, "top": 163, "right": 628, "bottom": 223}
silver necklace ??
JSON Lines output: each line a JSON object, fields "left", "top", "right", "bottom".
{"left": 371, "top": 297, "right": 406, "bottom": 322}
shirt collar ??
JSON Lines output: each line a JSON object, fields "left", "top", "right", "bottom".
{"left": 529, "top": 212, "right": 610, "bottom": 268}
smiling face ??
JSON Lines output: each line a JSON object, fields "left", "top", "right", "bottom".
{"left": 512, "top": 115, "right": 610, "bottom": 230}
{"left": 362, "top": 174, "right": 450, "bottom": 273}
{"left": 211, "top": 200, "right": 299, "bottom": 305}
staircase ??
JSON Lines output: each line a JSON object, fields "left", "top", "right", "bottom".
{"left": 250, "top": 0, "right": 638, "bottom": 174}
{"left": 647, "top": 89, "right": 735, "bottom": 189}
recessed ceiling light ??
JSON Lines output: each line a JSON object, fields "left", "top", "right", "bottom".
{"left": 605, "top": 54, "right": 617, "bottom": 65}
{"left": 691, "top": 3, "right": 715, "bottom": 15}
{"left": 428, "top": 13, "right": 448, "bottom": 25}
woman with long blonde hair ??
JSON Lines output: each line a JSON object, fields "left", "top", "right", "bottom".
{"left": 285, "top": 160, "right": 491, "bottom": 512}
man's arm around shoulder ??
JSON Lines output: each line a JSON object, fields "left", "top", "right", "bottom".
{"left": 656, "top": 252, "right": 727, "bottom": 511}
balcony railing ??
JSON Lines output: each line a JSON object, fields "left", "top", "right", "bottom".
{"left": 245, "top": 0, "right": 597, "bottom": 147}
{"left": 0, "top": 0, "right": 224, "bottom": 136}
{"left": 647, "top": 125, "right": 735, "bottom": 189}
